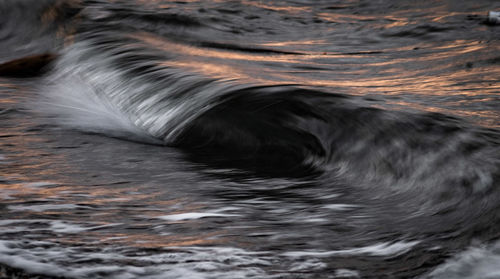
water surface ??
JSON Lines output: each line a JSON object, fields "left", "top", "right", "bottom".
{"left": 0, "top": 0, "right": 499, "bottom": 278}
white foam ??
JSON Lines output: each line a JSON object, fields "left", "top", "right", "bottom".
{"left": 283, "top": 240, "right": 420, "bottom": 258}
{"left": 210, "top": 206, "right": 241, "bottom": 213}
{"left": 488, "top": 11, "right": 500, "bottom": 25}
{"left": 39, "top": 41, "right": 246, "bottom": 143}
{"left": 0, "top": 241, "right": 68, "bottom": 276}
{"left": 0, "top": 240, "right": 273, "bottom": 279}
{"left": 322, "top": 204, "right": 359, "bottom": 210}
{"left": 426, "top": 240, "right": 500, "bottom": 279}
{"left": 49, "top": 220, "right": 119, "bottom": 233}
{"left": 335, "top": 269, "right": 360, "bottom": 278}
{"left": 303, "top": 218, "right": 328, "bottom": 223}
{"left": 240, "top": 198, "right": 279, "bottom": 204}
{"left": 0, "top": 219, "right": 118, "bottom": 234}
{"left": 158, "top": 212, "right": 240, "bottom": 221}
{"left": 0, "top": 226, "right": 29, "bottom": 233}
{"left": 320, "top": 193, "right": 342, "bottom": 199}
{"left": 158, "top": 206, "right": 241, "bottom": 221}
{"left": 8, "top": 204, "right": 85, "bottom": 212}
{"left": 289, "top": 259, "right": 327, "bottom": 271}
{"left": 0, "top": 190, "right": 16, "bottom": 200}
{"left": 23, "top": 181, "right": 58, "bottom": 188}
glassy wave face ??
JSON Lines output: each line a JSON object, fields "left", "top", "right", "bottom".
{"left": 0, "top": 0, "right": 499, "bottom": 278}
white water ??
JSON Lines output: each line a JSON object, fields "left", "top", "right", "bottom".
{"left": 426, "top": 240, "right": 500, "bottom": 279}
{"left": 39, "top": 41, "right": 247, "bottom": 144}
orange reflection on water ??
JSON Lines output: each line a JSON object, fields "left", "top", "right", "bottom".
{"left": 93, "top": 230, "right": 222, "bottom": 249}
{"left": 131, "top": 32, "right": 303, "bottom": 64}
{"left": 130, "top": 27, "right": 499, "bottom": 126}
{"left": 0, "top": 98, "right": 17, "bottom": 104}
{"left": 241, "top": 1, "right": 311, "bottom": 13}
{"left": 430, "top": 12, "right": 470, "bottom": 23}
{"left": 259, "top": 39, "right": 327, "bottom": 47}
{"left": 0, "top": 182, "right": 69, "bottom": 200}
{"left": 317, "top": 12, "right": 379, "bottom": 24}
{"left": 384, "top": 18, "right": 413, "bottom": 28}
{"left": 160, "top": 60, "right": 253, "bottom": 82}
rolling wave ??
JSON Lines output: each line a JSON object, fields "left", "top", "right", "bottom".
{"left": 38, "top": 28, "right": 500, "bottom": 196}
{"left": 0, "top": 0, "right": 493, "bottom": 194}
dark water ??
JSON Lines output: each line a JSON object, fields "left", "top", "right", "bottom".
{"left": 1, "top": 0, "right": 500, "bottom": 278}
